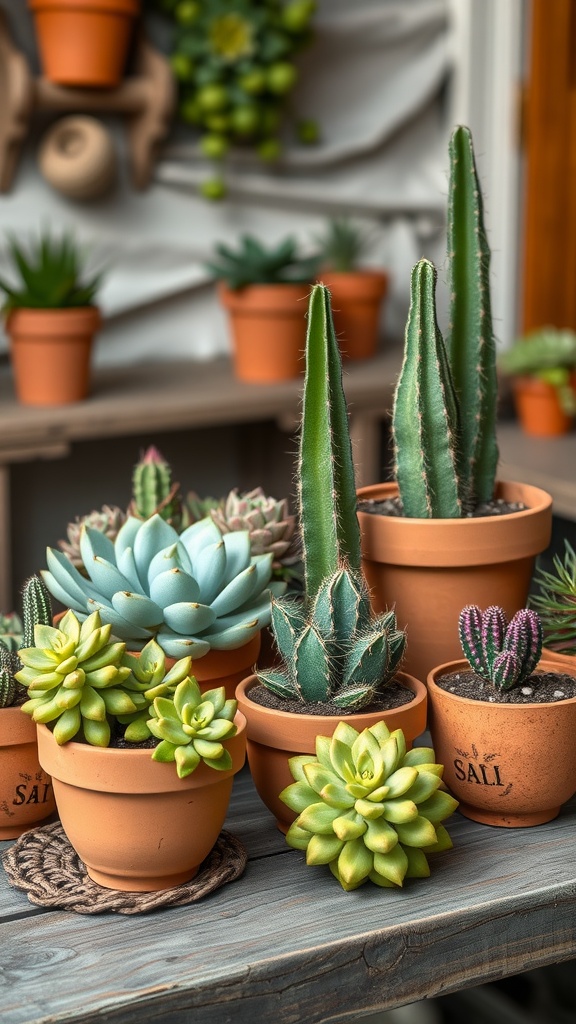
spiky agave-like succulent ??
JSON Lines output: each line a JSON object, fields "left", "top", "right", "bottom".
{"left": 257, "top": 284, "right": 406, "bottom": 710}
{"left": 458, "top": 605, "right": 543, "bottom": 691}
{"left": 58, "top": 505, "right": 127, "bottom": 572}
{"left": 281, "top": 720, "right": 458, "bottom": 891}
{"left": 530, "top": 540, "right": 576, "bottom": 655}
{"left": 16, "top": 610, "right": 131, "bottom": 746}
{"left": 147, "top": 679, "right": 238, "bottom": 778}
{"left": 42, "top": 514, "right": 276, "bottom": 659}
{"left": 210, "top": 486, "right": 299, "bottom": 578}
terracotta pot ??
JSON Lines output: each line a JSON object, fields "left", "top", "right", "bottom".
{"left": 427, "top": 659, "right": 576, "bottom": 827}
{"left": 7, "top": 306, "right": 101, "bottom": 406}
{"left": 320, "top": 270, "right": 388, "bottom": 360}
{"left": 0, "top": 709, "right": 55, "bottom": 839}
{"left": 28, "top": 0, "right": 141, "bottom": 88}
{"left": 36, "top": 713, "right": 246, "bottom": 891}
{"left": 218, "top": 281, "right": 310, "bottom": 383}
{"left": 191, "top": 633, "right": 261, "bottom": 700}
{"left": 512, "top": 375, "right": 573, "bottom": 436}
{"left": 236, "top": 671, "right": 427, "bottom": 832}
{"left": 357, "top": 480, "right": 553, "bottom": 682}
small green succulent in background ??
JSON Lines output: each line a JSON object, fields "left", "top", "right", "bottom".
{"left": 257, "top": 284, "right": 406, "bottom": 710}
{"left": 0, "top": 231, "right": 103, "bottom": 312}
{"left": 530, "top": 541, "right": 576, "bottom": 655}
{"left": 17, "top": 610, "right": 132, "bottom": 746}
{"left": 206, "top": 234, "right": 319, "bottom": 289}
{"left": 127, "top": 445, "right": 188, "bottom": 531}
{"left": 281, "top": 720, "right": 458, "bottom": 891}
{"left": 209, "top": 487, "right": 300, "bottom": 583}
{"left": 0, "top": 575, "right": 53, "bottom": 709}
{"left": 58, "top": 505, "right": 127, "bottom": 573}
{"left": 498, "top": 328, "right": 576, "bottom": 416}
{"left": 147, "top": 678, "right": 238, "bottom": 778}
{"left": 315, "top": 218, "right": 372, "bottom": 273}
{"left": 458, "top": 605, "right": 543, "bottom": 691}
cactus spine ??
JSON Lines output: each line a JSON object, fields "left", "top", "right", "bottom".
{"left": 393, "top": 259, "right": 462, "bottom": 518}
{"left": 447, "top": 125, "right": 499, "bottom": 510}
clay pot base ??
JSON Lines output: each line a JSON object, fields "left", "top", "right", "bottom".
{"left": 456, "top": 803, "right": 560, "bottom": 828}
{"left": 2, "top": 822, "right": 247, "bottom": 913}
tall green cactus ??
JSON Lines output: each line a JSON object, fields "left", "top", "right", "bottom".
{"left": 0, "top": 643, "right": 18, "bottom": 708}
{"left": 299, "top": 284, "right": 361, "bottom": 596}
{"left": 446, "top": 124, "right": 499, "bottom": 509}
{"left": 393, "top": 260, "right": 463, "bottom": 519}
{"left": 130, "top": 446, "right": 183, "bottom": 528}
{"left": 21, "top": 575, "right": 53, "bottom": 650}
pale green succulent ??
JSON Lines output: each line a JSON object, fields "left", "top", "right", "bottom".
{"left": 281, "top": 720, "right": 458, "bottom": 891}
{"left": 147, "top": 678, "right": 238, "bottom": 778}
{"left": 58, "top": 505, "right": 127, "bottom": 572}
{"left": 42, "top": 513, "right": 277, "bottom": 659}
{"left": 17, "top": 610, "right": 131, "bottom": 746}
{"left": 117, "top": 639, "right": 193, "bottom": 743}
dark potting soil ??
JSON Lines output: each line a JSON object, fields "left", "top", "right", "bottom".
{"left": 357, "top": 496, "right": 526, "bottom": 518}
{"left": 247, "top": 680, "right": 415, "bottom": 716}
{"left": 435, "top": 669, "right": 576, "bottom": 704}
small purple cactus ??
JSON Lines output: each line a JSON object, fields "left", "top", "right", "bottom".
{"left": 458, "top": 605, "right": 543, "bottom": 690}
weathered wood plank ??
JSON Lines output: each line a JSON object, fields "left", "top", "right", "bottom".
{"left": 1, "top": 766, "right": 576, "bottom": 1024}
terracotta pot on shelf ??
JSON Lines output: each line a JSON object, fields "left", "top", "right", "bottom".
{"left": 36, "top": 713, "right": 246, "bottom": 891}
{"left": 320, "top": 270, "right": 388, "bottom": 360}
{"left": 7, "top": 306, "right": 101, "bottom": 406}
{"left": 236, "top": 671, "right": 427, "bottom": 833}
{"left": 0, "top": 709, "right": 55, "bottom": 840}
{"left": 512, "top": 375, "right": 573, "bottom": 436}
{"left": 357, "top": 480, "right": 553, "bottom": 683}
{"left": 218, "top": 281, "right": 310, "bottom": 383}
{"left": 427, "top": 658, "right": 576, "bottom": 827}
{"left": 28, "top": 0, "right": 141, "bottom": 89}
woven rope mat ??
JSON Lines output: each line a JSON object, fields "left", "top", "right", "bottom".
{"left": 2, "top": 821, "right": 247, "bottom": 915}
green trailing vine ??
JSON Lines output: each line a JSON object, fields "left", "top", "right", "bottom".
{"left": 147, "top": 0, "right": 318, "bottom": 198}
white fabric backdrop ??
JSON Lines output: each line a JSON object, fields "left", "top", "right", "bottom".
{"left": 0, "top": 0, "right": 452, "bottom": 367}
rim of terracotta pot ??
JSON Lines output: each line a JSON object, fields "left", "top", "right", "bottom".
{"left": 0, "top": 707, "right": 39, "bottom": 746}
{"left": 36, "top": 712, "right": 246, "bottom": 794}
{"left": 356, "top": 480, "right": 553, "bottom": 567}
{"left": 236, "top": 671, "right": 427, "bottom": 751}
{"left": 7, "top": 306, "right": 102, "bottom": 337}
{"left": 29, "top": 0, "right": 140, "bottom": 13}
{"left": 318, "top": 269, "right": 388, "bottom": 298}
{"left": 541, "top": 647, "right": 576, "bottom": 671}
{"left": 217, "top": 280, "right": 312, "bottom": 314}
{"left": 427, "top": 659, "right": 576, "bottom": 712}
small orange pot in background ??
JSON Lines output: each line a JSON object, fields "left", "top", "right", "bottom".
{"left": 28, "top": 0, "right": 141, "bottom": 88}
{"left": 7, "top": 306, "right": 101, "bottom": 406}
{"left": 320, "top": 270, "right": 388, "bottom": 360}
{"left": 512, "top": 375, "right": 574, "bottom": 436}
{"left": 236, "top": 671, "right": 427, "bottom": 832}
{"left": 0, "top": 709, "right": 55, "bottom": 839}
{"left": 218, "top": 281, "right": 310, "bottom": 383}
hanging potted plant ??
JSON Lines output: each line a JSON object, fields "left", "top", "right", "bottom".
{"left": 0, "top": 577, "right": 56, "bottom": 839}
{"left": 426, "top": 604, "right": 576, "bottom": 827}
{"left": 316, "top": 217, "right": 388, "bottom": 360}
{"left": 357, "top": 126, "right": 553, "bottom": 683}
{"left": 17, "top": 610, "right": 246, "bottom": 891}
{"left": 236, "top": 284, "right": 427, "bottom": 833}
{"left": 0, "top": 231, "right": 104, "bottom": 406}
{"left": 28, "top": 0, "right": 141, "bottom": 89}
{"left": 498, "top": 327, "right": 576, "bottom": 436}
{"left": 207, "top": 233, "right": 319, "bottom": 383}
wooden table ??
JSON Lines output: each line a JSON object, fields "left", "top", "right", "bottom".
{"left": 1, "top": 763, "right": 576, "bottom": 1024}
{"left": 0, "top": 350, "right": 400, "bottom": 610}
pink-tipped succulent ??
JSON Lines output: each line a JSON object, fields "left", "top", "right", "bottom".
{"left": 209, "top": 487, "right": 300, "bottom": 579}
{"left": 458, "top": 604, "right": 543, "bottom": 691}
{"left": 127, "top": 445, "right": 187, "bottom": 530}
{"left": 58, "top": 505, "right": 127, "bottom": 572}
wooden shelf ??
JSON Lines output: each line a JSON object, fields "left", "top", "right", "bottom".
{"left": 1, "top": 764, "right": 576, "bottom": 1023}
{"left": 498, "top": 422, "right": 576, "bottom": 521}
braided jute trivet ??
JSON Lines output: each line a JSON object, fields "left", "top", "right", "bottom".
{"left": 2, "top": 821, "right": 247, "bottom": 915}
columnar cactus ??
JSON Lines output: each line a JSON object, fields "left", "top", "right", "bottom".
{"left": 21, "top": 574, "right": 54, "bottom": 650}
{"left": 447, "top": 125, "right": 499, "bottom": 510}
{"left": 42, "top": 513, "right": 275, "bottom": 658}
{"left": 128, "top": 446, "right": 187, "bottom": 530}
{"left": 257, "top": 284, "right": 406, "bottom": 709}
{"left": 0, "top": 575, "right": 53, "bottom": 709}
{"left": 458, "top": 605, "right": 543, "bottom": 691}
{"left": 0, "top": 643, "right": 19, "bottom": 708}
{"left": 392, "top": 259, "right": 463, "bottom": 518}
{"left": 281, "top": 720, "right": 458, "bottom": 891}
{"left": 391, "top": 125, "right": 499, "bottom": 519}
